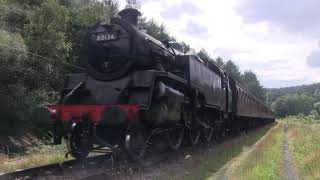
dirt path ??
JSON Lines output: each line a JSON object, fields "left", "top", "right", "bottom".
{"left": 209, "top": 124, "right": 300, "bottom": 180}
{"left": 282, "top": 124, "right": 299, "bottom": 180}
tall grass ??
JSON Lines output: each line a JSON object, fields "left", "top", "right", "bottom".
{"left": 178, "top": 124, "right": 275, "bottom": 180}
{"left": 233, "top": 123, "right": 283, "bottom": 180}
{"left": 0, "top": 143, "right": 68, "bottom": 173}
{"left": 286, "top": 117, "right": 320, "bottom": 179}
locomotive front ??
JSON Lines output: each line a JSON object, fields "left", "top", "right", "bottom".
{"left": 34, "top": 8, "right": 186, "bottom": 161}
{"left": 87, "top": 8, "right": 175, "bottom": 81}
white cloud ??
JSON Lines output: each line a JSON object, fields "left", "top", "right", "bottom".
{"left": 307, "top": 50, "right": 320, "bottom": 68}
{"left": 236, "top": 0, "right": 320, "bottom": 38}
{"left": 118, "top": 0, "right": 320, "bottom": 88}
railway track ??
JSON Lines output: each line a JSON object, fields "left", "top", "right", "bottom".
{"left": 0, "top": 139, "right": 195, "bottom": 179}
{"left": 0, "top": 154, "right": 116, "bottom": 179}
{"left": 0, "top": 142, "right": 172, "bottom": 179}
{"left": 0, "top": 125, "right": 273, "bottom": 180}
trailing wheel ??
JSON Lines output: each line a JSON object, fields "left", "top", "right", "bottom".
{"left": 125, "top": 129, "right": 147, "bottom": 162}
{"left": 66, "top": 122, "right": 93, "bottom": 160}
{"left": 167, "top": 127, "right": 184, "bottom": 150}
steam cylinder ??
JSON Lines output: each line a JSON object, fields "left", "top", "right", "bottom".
{"left": 145, "top": 82, "right": 184, "bottom": 125}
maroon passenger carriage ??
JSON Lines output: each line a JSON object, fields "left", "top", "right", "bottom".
{"left": 33, "top": 8, "right": 274, "bottom": 161}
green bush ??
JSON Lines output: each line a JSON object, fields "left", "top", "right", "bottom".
{"left": 272, "top": 94, "right": 314, "bottom": 117}
{"left": 0, "top": 0, "right": 118, "bottom": 136}
{"left": 0, "top": 30, "right": 49, "bottom": 134}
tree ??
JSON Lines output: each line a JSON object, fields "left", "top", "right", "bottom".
{"left": 0, "top": 0, "right": 119, "bottom": 135}
{"left": 314, "top": 88, "right": 320, "bottom": 101}
{"left": 0, "top": 2, "right": 29, "bottom": 33}
{"left": 242, "top": 70, "right": 265, "bottom": 101}
{"left": 0, "top": 30, "right": 50, "bottom": 134}
{"left": 271, "top": 94, "right": 314, "bottom": 117}
{"left": 65, "top": 0, "right": 118, "bottom": 67}
{"left": 266, "top": 83, "right": 320, "bottom": 104}
{"left": 24, "top": 0, "right": 71, "bottom": 91}
{"left": 223, "top": 60, "right": 242, "bottom": 83}
{"left": 180, "top": 41, "right": 191, "bottom": 53}
{"left": 197, "top": 48, "right": 214, "bottom": 62}
{"left": 298, "top": 94, "right": 314, "bottom": 115}
{"left": 139, "top": 17, "right": 173, "bottom": 41}
{"left": 271, "top": 96, "right": 289, "bottom": 117}
{"left": 125, "top": 0, "right": 140, "bottom": 9}
{"left": 314, "top": 102, "right": 320, "bottom": 116}
{"left": 215, "top": 56, "right": 224, "bottom": 68}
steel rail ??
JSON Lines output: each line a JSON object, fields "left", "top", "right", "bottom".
{"left": 0, "top": 154, "right": 112, "bottom": 179}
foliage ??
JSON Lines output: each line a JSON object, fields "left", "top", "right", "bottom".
{"left": 0, "top": 0, "right": 118, "bottom": 135}
{"left": 267, "top": 82, "right": 320, "bottom": 118}
{"left": 314, "top": 88, "right": 320, "bottom": 101}
{"left": 0, "top": 31, "right": 28, "bottom": 127}
{"left": 25, "top": 0, "right": 71, "bottom": 91}
{"left": 197, "top": 48, "right": 214, "bottom": 62}
{"left": 0, "top": 30, "right": 51, "bottom": 134}
{"left": 223, "top": 60, "right": 242, "bottom": 83}
{"left": 66, "top": 0, "right": 118, "bottom": 67}
{"left": 285, "top": 118, "right": 320, "bottom": 179}
{"left": 215, "top": 56, "right": 224, "bottom": 68}
{"left": 242, "top": 70, "right": 265, "bottom": 101}
{"left": 314, "top": 102, "right": 320, "bottom": 117}
{"left": 0, "top": 2, "right": 29, "bottom": 33}
{"left": 271, "top": 94, "right": 314, "bottom": 117}
{"left": 139, "top": 17, "right": 174, "bottom": 41}
{"left": 180, "top": 41, "right": 191, "bottom": 53}
{"left": 266, "top": 83, "right": 320, "bottom": 103}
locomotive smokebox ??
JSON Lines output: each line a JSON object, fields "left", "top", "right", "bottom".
{"left": 118, "top": 8, "right": 141, "bottom": 27}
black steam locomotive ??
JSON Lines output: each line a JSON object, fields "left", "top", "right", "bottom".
{"left": 35, "top": 8, "right": 274, "bottom": 161}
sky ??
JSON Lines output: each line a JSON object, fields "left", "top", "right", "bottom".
{"left": 118, "top": 0, "right": 320, "bottom": 88}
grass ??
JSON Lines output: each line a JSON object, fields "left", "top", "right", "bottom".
{"left": 0, "top": 141, "right": 69, "bottom": 173}
{"left": 285, "top": 116, "right": 320, "bottom": 179}
{"left": 177, "top": 123, "right": 276, "bottom": 180}
{"left": 231, "top": 123, "right": 283, "bottom": 180}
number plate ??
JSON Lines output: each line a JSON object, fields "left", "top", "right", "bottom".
{"left": 96, "top": 32, "right": 117, "bottom": 42}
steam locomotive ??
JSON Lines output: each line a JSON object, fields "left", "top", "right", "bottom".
{"left": 34, "top": 8, "right": 274, "bottom": 161}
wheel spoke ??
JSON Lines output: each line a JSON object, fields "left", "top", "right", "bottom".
{"left": 203, "top": 127, "right": 214, "bottom": 142}
{"left": 168, "top": 127, "right": 184, "bottom": 150}
{"left": 189, "top": 128, "right": 201, "bottom": 146}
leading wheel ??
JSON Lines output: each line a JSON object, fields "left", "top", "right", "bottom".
{"left": 66, "top": 122, "right": 93, "bottom": 160}
{"left": 167, "top": 127, "right": 184, "bottom": 150}
{"left": 125, "top": 129, "right": 147, "bottom": 162}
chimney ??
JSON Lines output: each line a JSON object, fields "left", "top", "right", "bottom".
{"left": 118, "top": 8, "right": 141, "bottom": 27}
